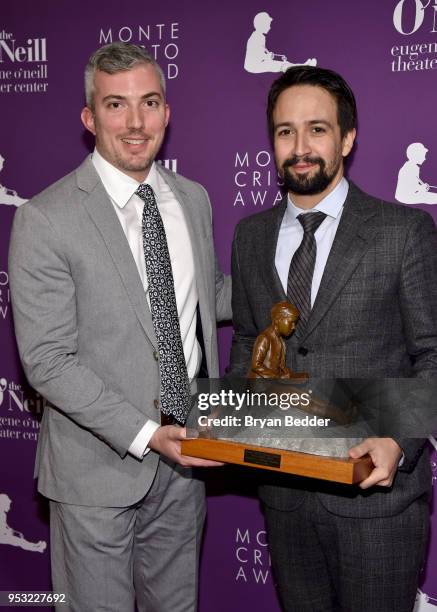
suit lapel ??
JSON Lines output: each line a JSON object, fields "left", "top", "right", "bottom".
{"left": 156, "top": 164, "right": 211, "bottom": 305}
{"left": 259, "top": 195, "right": 288, "bottom": 303}
{"left": 156, "top": 164, "right": 215, "bottom": 368}
{"left": 76, "top": 157, "right": 158, "bottom": 349}
{"left": 299, "top": 182, "right": 378, "bottom": 342}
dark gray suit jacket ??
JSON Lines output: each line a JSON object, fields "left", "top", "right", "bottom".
{"left": 9, "top": 157, "right": 231, "bottom": 507}
{"left": 229, "top": 182, "right": 436, "bottom": 517}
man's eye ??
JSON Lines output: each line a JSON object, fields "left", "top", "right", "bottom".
{"left": 277, "top": 129, "right": 291, "bottom": 137}
{"left": 146, "top": 99, "right": 159, "bottom": 108}
{"left": 312, "top": 126, "right": 326, "bottom": 133}
{"left": 108, "top": 102, "right": 122, "bottom": 109}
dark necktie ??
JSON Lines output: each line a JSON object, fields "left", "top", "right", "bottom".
{"left": 287, "top": 211, "right": 327, "bottom": 328}
{"left": 136, "top": 183, "right": 190, "bottom": 424}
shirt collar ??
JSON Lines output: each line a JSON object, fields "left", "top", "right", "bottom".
{"left": 91, "top": 148, "right": 160, "bottom": 209}
{"left": 285, "top": 177, "right": 349, "bottom": 223}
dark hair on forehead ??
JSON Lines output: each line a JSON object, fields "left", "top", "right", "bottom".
{"left": 267, "top": 66, "right": 357, "bottom": 140}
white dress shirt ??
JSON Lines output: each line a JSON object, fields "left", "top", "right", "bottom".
{"left": 275, "top": 178, "right": 349, "bottom": 302}
{"left": 92, "top": 150, "right": 200, "bottom": 458}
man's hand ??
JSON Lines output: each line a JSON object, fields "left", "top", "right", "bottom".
{"left": 148, "top": 425, "right": 224, "bottom": 468}
{"left": 349, "top": 438, "right": 402, "bottom": 490}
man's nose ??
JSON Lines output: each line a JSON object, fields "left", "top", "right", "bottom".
{"left": 293, "top": 131, "right": 311, "bottom": 157}
{"left": 126, "top": 106, "right": 144, "bottom": 130}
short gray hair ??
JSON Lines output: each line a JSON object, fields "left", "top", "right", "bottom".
{"left": 84, "top": 42, "right": 166, "bottom": 109}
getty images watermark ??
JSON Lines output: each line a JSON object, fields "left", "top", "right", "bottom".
{"left": 195, "top": 389, "right": 331, "bottom": 429}
{"left": 197, "top": 389, "right": 312, "bottom": 411}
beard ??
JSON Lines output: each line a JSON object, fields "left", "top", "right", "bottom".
{"left": 281, "top": 154, "right": 341, "bottom": 195}
{"left": 114, "top": 153, "right": 152, "bottom": 174}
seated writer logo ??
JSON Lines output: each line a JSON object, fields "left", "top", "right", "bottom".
{"left": 244, "top": 11, "right": 316, "bottom": 74}
{"left": 395, "top": 143, "right": 437, "bottom": 205}
{"left": 0, "top": 494, "right": 46, "bottom": 553}
{"left": 0, "top": 154, "right": 27, "bottom": 207}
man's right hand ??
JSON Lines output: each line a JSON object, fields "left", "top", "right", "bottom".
{"left": 148, "top": 425, "right": 224, "bottom": 467}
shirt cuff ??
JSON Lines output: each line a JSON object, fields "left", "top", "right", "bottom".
{"left": 398, "top": 452, "right": 405, "bottom": 468}
{"left": 128, "top": 420, "right": 160, "bottom": 459}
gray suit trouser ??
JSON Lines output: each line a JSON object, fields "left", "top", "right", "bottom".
{"left": 49, "top": 459, "right": 205, "bottom": 612}
{"left": 264, "top": 493, "right": 429, "bottom": 612}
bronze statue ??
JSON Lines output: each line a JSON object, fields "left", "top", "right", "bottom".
{"left": 247, "top": 301, "right": 358, "bottom": 424}
{"left": 248, "top": 301, "right": 308, "bottom": 380}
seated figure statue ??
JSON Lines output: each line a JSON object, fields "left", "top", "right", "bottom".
{"left": 248, "top": 301, "right": 307, "bottom": 380}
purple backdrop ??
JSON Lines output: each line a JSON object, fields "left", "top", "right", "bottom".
{"left": 1, "top": 1, "right": 436, "bottom": 610}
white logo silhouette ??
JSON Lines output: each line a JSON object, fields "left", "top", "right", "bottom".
{"left": 415, "top": 589, "right": 437, "bottom": 611}
{"left": 395, "top": 143, "right": 437, "bottom": 205}
{"left": 0, "top": 494, "right": 46, "bottom": 553}
{"left": 244, "top": 12, "right": 317, "bottom": 74}
{"left": 0, "top": 377, "right": 7, "bottom": 406}
{"left": 0, "top": 154, "right": 27, "bottom": 207}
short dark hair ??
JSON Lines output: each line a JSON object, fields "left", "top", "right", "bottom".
{"left": 267, "top": 66, "right": 357, "bottom": 140}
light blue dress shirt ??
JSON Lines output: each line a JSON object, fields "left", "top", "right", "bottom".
{"left": 275, "top": 178, "right": 349, "bottom": 306}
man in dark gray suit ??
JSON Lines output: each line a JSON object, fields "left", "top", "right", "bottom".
{"left": 229, "top": 66, "right": 436, "bottom": 611}
{"left": 9, "top": 43, "right": 230, "bottom": 611}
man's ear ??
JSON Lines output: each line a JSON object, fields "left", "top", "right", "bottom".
{"left": 81, "top": 107, "right": 96, "bottom": 136}
{"left": 342, "top": 128, "right": 356, "bottom": 158}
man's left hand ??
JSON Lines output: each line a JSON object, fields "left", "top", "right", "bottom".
{"left": 348, "top": 438, "right": 402, "bottom": 490}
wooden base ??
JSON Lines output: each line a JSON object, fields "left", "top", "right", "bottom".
{"left": 181, "top": 438, "right": 373, "bottom": 484}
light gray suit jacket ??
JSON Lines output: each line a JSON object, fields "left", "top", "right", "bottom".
{"left": 230, "top": 182, "right": 437, "bottom": 517}
{"left": 9, "top": 156, "right": 231, "bottom": 507}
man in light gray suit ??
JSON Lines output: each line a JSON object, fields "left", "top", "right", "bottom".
{"left": 229, "top": 66, "right": 437, "bottom": 611}
{"left": 9, "top": 43, "right": 230, "bottom": 612}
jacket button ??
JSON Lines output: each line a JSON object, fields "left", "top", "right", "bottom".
{"left": 298, "top": 347, "right": 308, "bottom": 356}
{"left": 153, "top": 351, "right": 159, "bottom": 361}
{"left": 153, "top": 399, "right": 159, "bottom": 409}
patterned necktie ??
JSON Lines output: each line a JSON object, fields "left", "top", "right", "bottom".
{"left": 136, "top": 183, "right": 190, "bottom": 424}
{"left": 287, "top": 211, "right": 327, "bottom": 329}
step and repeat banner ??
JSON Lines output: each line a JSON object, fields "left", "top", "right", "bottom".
{"left": 1, "top": 1, "right": 436, "bottom": 610}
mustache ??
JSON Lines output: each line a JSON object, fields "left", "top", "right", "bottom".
{"left": 120, "top": 130, "right": 149, "bottom": 139}
{"left": 282, "top": 155, "right": 324, "bottom": 169}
